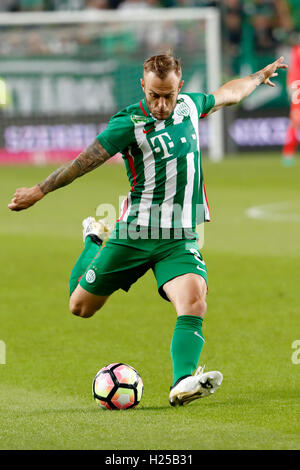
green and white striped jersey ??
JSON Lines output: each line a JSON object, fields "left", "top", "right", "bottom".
{"left": 97, "top": 92, "right": 215, "bottom": 230}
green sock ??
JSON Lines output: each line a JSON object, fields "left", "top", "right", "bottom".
{"left": 170, "top": 315, "right": 205, "bottom": 386}
{"left": 69, "top": 236, "right": 102, "bottom": 295}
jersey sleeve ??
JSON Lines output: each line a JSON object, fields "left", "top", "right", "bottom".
{"left": 186, "top": 93, "right": 215, "bottom": 119}
{"left": 96, "top": 109, "right": 135, "bottom": 156}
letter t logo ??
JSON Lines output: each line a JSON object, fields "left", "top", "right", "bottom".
{"left": 150, "top": 132, "right": 174, "bottom": 159}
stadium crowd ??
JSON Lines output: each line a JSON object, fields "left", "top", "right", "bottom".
{"left": 0, "top": 1, "right": 299, "bottom": 75}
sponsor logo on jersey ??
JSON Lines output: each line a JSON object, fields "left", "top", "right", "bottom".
{"left": 143, "top": 126, "right": 155, "bottom": 134}
{"left": 150, "top": 132, "right": 175, "bottom": 159}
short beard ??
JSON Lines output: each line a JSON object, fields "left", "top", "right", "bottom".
{"left": 145, "top": 96, "right": 178, "bottom": 120}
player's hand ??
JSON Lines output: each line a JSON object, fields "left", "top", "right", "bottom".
{"left": 261, "top": 56, "right": 288, "bottom": 87}
{"left": 8, "top": 185, "right": 44, "bottom": 211}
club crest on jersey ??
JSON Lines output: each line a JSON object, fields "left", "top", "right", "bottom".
{"left": 86, "top": 269, "right": 96, "bottom": 284}
{"left": 175, "top": 100, "right": 190, "bottom": 117}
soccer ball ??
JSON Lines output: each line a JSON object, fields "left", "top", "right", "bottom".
{"left": 93, "top": 363, "right": 143, "bottom": 410}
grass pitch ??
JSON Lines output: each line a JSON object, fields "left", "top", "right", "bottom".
{"left": 0, "top": 154, "right": 299, "bottom": 450}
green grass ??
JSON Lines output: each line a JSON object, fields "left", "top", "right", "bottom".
{"left": 0, "top": 154, "right": 299, "bottom": 449}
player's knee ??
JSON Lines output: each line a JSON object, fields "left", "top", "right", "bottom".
{"left": 189, "top": 297, "right": 207, "bottom": 318}
{"left": 69, "top": 299, "right": 96, "bottom": 318}
{"left": 172, "top": 292, "right": 207, "bottom": 318}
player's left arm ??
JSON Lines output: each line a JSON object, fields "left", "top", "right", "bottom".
{"left": 209, "top": 56, "right": 288, "bottom": 114}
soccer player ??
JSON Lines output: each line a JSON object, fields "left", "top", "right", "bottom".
{"left": 282, "top": 43, "right": 300, "bottom": 166}
{"left": 8, "top": 53, "right": 287, "bottom": 406}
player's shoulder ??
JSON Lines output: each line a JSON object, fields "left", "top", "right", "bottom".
{"left": 178, "top": 92, "right": 215, "bottom": 118}
{"left": 180, "top": 92, "right": 206, "bottom": 98}
{"left": 180, "top": 92, "right": 211, "bottom": 101}
{"left": 178, "top": 92, "right": 210, "bottom": 107}
{"left": 110, "top": 101, "right": 144, "bottom": 123}
{"left": 177, "top": 92, "right": 210, "bottom": 109}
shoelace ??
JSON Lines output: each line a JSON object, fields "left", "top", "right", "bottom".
{"left": 195, "top": 365, "right": 206, "bottom": 376}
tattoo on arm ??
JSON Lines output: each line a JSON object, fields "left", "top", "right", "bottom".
{"left": 38, "top": 139, "right": 111, "bottom": 195}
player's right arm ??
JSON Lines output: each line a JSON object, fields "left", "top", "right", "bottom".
{"left": 8, "top": 139, "right": 111, "bottom": 212}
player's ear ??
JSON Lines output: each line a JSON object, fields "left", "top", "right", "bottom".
{"left": 179, "top": 80, "right": 184, "bottom": 91}
{"left": 140, "top": 78, "right": 145, "bottom": 92}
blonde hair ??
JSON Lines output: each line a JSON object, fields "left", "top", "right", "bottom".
{"left": 143, "top": 52, "right": 182, "bottom": 80}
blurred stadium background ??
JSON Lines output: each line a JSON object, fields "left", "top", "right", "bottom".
{"left": 0, "top": 0, "right": 299, "bottom": 163}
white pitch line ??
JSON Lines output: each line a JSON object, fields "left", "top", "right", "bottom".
{"left": 245, "top": 201, "right": 300, "bottom": 222}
